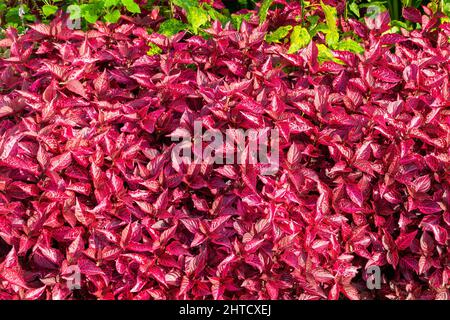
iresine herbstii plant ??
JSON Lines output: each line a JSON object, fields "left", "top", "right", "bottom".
{"left": 0, "top": 1, "right": 449, "bottom": 300}
{"left": 171, "top": 121, "right": 280, "bottom": 176}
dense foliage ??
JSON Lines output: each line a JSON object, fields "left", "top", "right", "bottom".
{"left": 0, "top": 1, "right": 449, "bottom": 300}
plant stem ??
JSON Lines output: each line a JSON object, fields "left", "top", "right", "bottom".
{"left": 301, "top": 0, "right": 304, "bottom": 26}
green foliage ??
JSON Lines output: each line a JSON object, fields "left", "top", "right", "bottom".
{"left": 158, "top": 18, "right": 188, "bottom": 36}
{"left": 444, "top": 0, "right": 450, "bottom": 16}
{"left": 321, "top": 1, "right": 340, "bottom": 48}
{"left": 265, "top": 25, "right": 293, "bottom": 43}
{"left": 336, "top": 38, "right": 365, "bottom": 53}
{"left": 169, "top": 0, "right": 216, "bottom": 34}
{"left": 0, "top": 4, "right": 36, "bottom": 33}
{"left": 186, "top": 6, "right": 208, "bottom": 33}
{"left": 147, "top": 42, "right": 162, "bottom": 55}
{"left": 104, "top": 9, "right": 121, "bottom": 22}
{"left": 258, "top": 0, "right": 273, "bottom": 24}
{"left": 2, "top": 0, "right": 448, "bottom": 58}
{"left": 288, "top": 26, "right": 311, "bottom": 53}
{"left": 0, "top": 0, "right": 141, "bottom": 31}
{"left": 317, "top": 43, "right": 344, "bottom": 64}
{"left": 121, "top": 0, "right": 140, "bottom": 13}
{"left": 42, "top": 4, "right": 59, "bottom": 17}
{"left": 231, "top": 12, "right": 252, "bottom": 30}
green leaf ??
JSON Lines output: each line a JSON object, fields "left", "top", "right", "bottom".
{"left": 444, "top": 3, "right": 450, "bottom": 16}
{"left": 121, "top": 0, "right": 141, "bottom": 14}
{"left": 158, "top": 18, "right": 188, "bottom": 36}
{"left": 321, "top": 1, "right": 337, "bottom": 32}
{"left": 172, "top": 0, "right": 199, "bottom": 10}
{"left": 288, "top": 26, "right": 311, "bottom": 54}
{"left": 336, "top": 39, "right": 364, "bottom": 54}
{"left": 104, "top": 9, "right": 121, "bottom": 23}
{"left": 325, "top": 30, "right": 339, "bottom": 48}
{"left": 309, "top": 22, "right": 328, "bottom": 37}
{"left": 307, "top": 15, "right": 319, "bottom": 28}
{"left": 186, "top": 6, "right": 209, "bottom": 34}
{"left": 83, "top": 12, "right": 99, "bottom": 24}
{"left": 42, "top": 5, "right": 58, "bottom": 17}
{"left": 349, "top": 2, "right": 360, "bottom": 18}
{"left": 238, "top": 0, "right": 249, "bottom": 7}
{"left": 390, "top": 20, "right": 410, "bottom": 30}
{"left": 80, "top": 4, "right": 99, "bottom": 24}
{"left": 259, "top": 0, "right": 273, "bottom": 24}
{"left": 147, "top": 43, "right": 162, "bottom": 56}
{"left": 6, "top": 7, "right": 22, "bottom": 24}
{"left": 104, "top": 0, "right": 119, "bottom": 8}
{"left": 206, "top": 6, "right": 228, "bottom": 25}
{"left": 24, "top": 14, "right": 36, "bottom": 22}
{"left": 265, "top": 25, "right": 292, "bottom": 43}
{"left": 231, "top": 13, "right": 251, "bottom": 30}
{"left": 317, "top": 44, "right": 344, "bottom": 65}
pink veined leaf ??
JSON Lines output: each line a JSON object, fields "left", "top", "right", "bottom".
{"left": 395, "top": 230, "right": 417, "bottom": 250}
{"left": 287, "top": 143, "right": 302, "bottom": 165}
{"left": 43, "top": 62, "right": 68, "bottom": 80}
{"left": 146, "top": 266, "right": 168, "bottom": 287}
{"left": 185, "top": 249, "right": 207, "bottom": 277}
{"left": 0, "top": 268, "right": 31, "bottom": 289}
{"left": 65, "top": 79, "right": 88, "bottom": 99}
{"left": 24, "top": 286, "right": 47, "bottom": 300}
{"left": 78, "top": 258, "right": 105, "bottom": 276}
{"left": 346, "top": 183, "right": 364, "bottom": 207}
{"left": 312, "top": 268, "right": 334, "bottom": 283}
{"left": 0, "top": 9, "right": 449, "bottom": 301}
{"left": 403, "top": 7, "right": 422, "bottom": 23}
{"left": 93, "top": 70, "right": 109, "bottom": 95}
{"left": 210, "top": 277, "right": 225, "bottom": 300}
{"left": 192, "top": 194, "right": 209, "bottom": 212}
{"left": 423, "top": 224, "right": 448, "bottom": 245}
{"left": 372, "top": 67, "right": 402, "bottom": 83}
{"left": 48, "top": 152, "right": 72, "bottom": 172}
{"left": 0, "top": 248, "right": 30, "bottom": 289}
{"left": 412, "top": 175, "right": 431, "bottom": 193}
{"left": 341, "top": 283, "right": 360, "bottom": 300}
{"left": 420, "top": 232, "right": 435, "bottom": 254}
{"left": 154, "top": 189, "right": 169, "bottom": 212}
{"left": 417, "top": 200, "right": 442, "bottom": 214}
{"left": 29, "top": 23, "right": 52, "bottom": 35}
{"left": 209, "top": 215, "right": 232, "bottom": 233}
{"left": 244, "top": 238, "right": 266, "bottom": 253}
